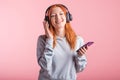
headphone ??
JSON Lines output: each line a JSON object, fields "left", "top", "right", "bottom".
{"left": 44, "top": 4, "right": 72, "bottom": 23}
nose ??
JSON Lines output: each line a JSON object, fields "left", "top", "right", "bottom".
{"left": 55, "top": 14, "right": 61, "bottom": 21}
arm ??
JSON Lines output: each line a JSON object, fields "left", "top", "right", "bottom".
{"left": 73, "top": 36, "right": 87, "bottom": 72}
{"left": 74, "top": 54, "right": 87, "bottom": 72}
{"left": 37, "top": 35, "right": 54, "bottom": 72}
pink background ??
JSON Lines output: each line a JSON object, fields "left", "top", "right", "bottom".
{"left": 0, "top": 0, "right": 120, "bottom": 80}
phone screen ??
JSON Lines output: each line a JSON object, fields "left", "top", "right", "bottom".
{"left": 82, "top": 41, "right": 94, "bottom": 47}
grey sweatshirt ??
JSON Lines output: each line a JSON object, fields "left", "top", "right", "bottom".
{"left": 37, "top": 35, "right": 87, "bottom": 80}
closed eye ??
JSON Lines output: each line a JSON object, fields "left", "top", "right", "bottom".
{"left": 50, "top": 14, "right": 55, "bottom": 17}
{"left": 60, "top": 12, "right": 64, "bottom": 15}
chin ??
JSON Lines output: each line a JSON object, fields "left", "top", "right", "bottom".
{"left": 58, "top": 24, "right": 65, "bottom": 28}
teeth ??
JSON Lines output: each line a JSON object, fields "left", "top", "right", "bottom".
{"left": 57, "top": 21, "right": 61, "bottom": 23}
{"left": 56, "top": 20, "right": 63, "bottom": 24}
{"left": 56, "top": 21, "right": 61, "bottom": 24}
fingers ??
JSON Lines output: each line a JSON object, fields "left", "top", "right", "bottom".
{"left": 77, "top": 46, "right": 88, "bottom": 56}
{"left": 43, "top": 21, "right": 53, "bottom": 39}
{"left": 43, "top": 20, "right": 49, "bottom": 33}
{"left": 43, "top": 21, "right": 49, "bottom": 30}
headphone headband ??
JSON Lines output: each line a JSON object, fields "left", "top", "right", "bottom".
{"left": 45, "top": 4, "right": 69, "bottom": 15}
{"left": 44, "top": 4, "right": 72, "bottom": 23}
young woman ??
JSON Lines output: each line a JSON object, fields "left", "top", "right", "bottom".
{"left": 37, "top": 4, "right": 87, "bottom": 80}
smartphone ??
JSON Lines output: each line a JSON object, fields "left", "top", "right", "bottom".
{"left": 77, "top": 41, "right": 94, "bottom": 52}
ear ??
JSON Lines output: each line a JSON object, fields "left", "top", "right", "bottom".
{"left": 66, "top": 12, "right": 72, "bottom": 23}
{"left": 45, "top": 16, "right": 49, "bottom": 21}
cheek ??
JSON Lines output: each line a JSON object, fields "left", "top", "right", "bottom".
{"left": 50, "top": 18, "right": 54, "bottom": 23}
{"left": 63, "top": 16, "right": 66, "bottom": 21}
{"left": 50, "top": 19, "right": 55, "bottom": 26}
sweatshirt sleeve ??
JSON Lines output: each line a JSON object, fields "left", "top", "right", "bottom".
{"left": 36, "top": 35, "right": 54, "bottom": 72}
{"left": 73, "top": 36, "right": 87, "bottom": 73}
{"left": 74, "top": 54, "right": 87, "bottom": 72}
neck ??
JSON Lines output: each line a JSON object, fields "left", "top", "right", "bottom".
{"left": 55, "top": 28, "right": 65, "bottom": 37}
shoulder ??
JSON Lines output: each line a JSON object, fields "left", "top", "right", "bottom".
{"left": 38, "top": 34, "right": 46, "bottom": 39}
{"left": 37, "top": 35, "right": 47, "bottom": 43}
{"left": 76, "top": 35, "right": 84, "bottom": 47}
{"left": 76, "top": 35, "right": 84, "bottom": 43}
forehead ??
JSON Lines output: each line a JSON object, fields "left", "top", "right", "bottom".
{"left": 51, "top": 7, "right": 64, "bottom": 13}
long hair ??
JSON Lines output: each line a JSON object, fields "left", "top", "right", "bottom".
{"left": 47, "top": 4, "right": 77, "bottom": 50}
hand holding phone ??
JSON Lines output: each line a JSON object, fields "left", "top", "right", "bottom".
{"left": 77, "top": 41, "right": 94, "bottom": 52}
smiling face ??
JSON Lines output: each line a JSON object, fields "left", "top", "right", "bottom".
{"left": 50, "top": 7, "right": 66, "bottom": 30}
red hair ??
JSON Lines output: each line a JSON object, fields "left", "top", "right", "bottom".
{"left": 47, "top": 4, "right": 77, "bottom": 50}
